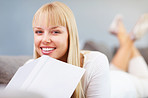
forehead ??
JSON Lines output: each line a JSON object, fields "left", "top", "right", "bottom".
{"left": 32, "top": 8, "right": 67, "bottom": 29}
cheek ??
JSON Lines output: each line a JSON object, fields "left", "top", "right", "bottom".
{"left": 65, "top": 36, "right": 69, "bottom": 48}
{"left": 34, "top": 35, "right": 41, "bottom": 47}
{"left": 59, "top": 35, "right": 68, "bottom": 47}
{"left": 62, "top": 35, "right": 69, "bottom": 50}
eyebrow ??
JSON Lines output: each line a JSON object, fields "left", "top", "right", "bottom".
{"left": 33, "top": 26, "right": 61, "bottom": 30}
{"left": 33, "top": 27, "right": 43, "bottom": 30}
{"left": 50, "top": 26, "right": 60, "bottom": 29}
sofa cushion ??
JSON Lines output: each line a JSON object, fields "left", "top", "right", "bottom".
{"left": 138, "top": 47, "right": 148, "bottom": 65}
{"left": 82, "top": 40, "right": 113, "bottom": 61}
{"left": 0, "top": 56, "right": 32, "bottom": 84}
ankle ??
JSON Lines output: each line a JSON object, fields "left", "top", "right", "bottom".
{"left": 118, "top": 32, "right": 131, "bottom": 46}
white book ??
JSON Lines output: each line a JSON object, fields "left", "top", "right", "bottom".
{"left": 6, "top": 55, "right": 85, "bottom": 98}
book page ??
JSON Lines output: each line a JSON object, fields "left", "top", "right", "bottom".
{"left": 6, "top": 55, "right": 85, "bottom": 98}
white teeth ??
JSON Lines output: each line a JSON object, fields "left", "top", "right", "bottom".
{"left": 42, "top": 48, "right": 55, "bottom": 51}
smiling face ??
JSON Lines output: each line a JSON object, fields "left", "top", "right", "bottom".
{"left": 33, "top": 24, "right": 68, "bottom": 62}
{"left": 32, "top": 4, "right": 69, "bottom": 62}
{"left": 32, "top": 2, "right": 80, "bottom": 64}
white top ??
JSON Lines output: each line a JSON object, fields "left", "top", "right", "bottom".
{"left": 81, "top": 51, "right": 110, "bottom": 98}
{"left": 110, "top": 56, "right": 148, "bottom": 98}
{"left": 110, "top": 69, "right": 137, "bottom": 98}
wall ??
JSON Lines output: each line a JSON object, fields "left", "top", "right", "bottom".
{"left": 0, "top": 0, "right": 148, "bottom": 55}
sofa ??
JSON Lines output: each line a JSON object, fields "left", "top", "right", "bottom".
{"left": 0, "top": 40, "right": 148, "bottom": 85}
{"left": 0, "top": 56, "right": 32, "bottom": 84}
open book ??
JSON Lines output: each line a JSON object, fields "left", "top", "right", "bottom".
{"left": 6, "top": 55, "right": 85, "bottom": 98}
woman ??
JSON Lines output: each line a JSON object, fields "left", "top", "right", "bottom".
{"left": 109, "top": 15, "right": 148, "bottom": 98}
{"left": 32, "top": 1, "right": 110, "bottom": 98}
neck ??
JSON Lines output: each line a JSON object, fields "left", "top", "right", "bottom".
{"left": 58, "top": 51, "right": 68, "bottom": 63}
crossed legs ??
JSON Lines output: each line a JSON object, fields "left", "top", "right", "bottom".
{"left": 110, "top": 20, "right": 140, "bottom": 72}
{"left": 110, "top": 15, "right": 148, "bottom": 97}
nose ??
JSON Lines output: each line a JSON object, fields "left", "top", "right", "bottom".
{"left": 42, "top": 32, "right": 51, "bottom": 44}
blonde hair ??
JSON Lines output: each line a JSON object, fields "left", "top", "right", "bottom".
{"left": 32, "top": 1, "right": 84, "bottom": 98}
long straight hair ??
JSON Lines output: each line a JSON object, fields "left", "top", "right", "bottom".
{"left": 32, "top": 1, "right": 84, "bottom": 98}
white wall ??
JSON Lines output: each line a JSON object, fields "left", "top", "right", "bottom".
{"left": 0, "top": 0, "right": 148, "bottom": 55}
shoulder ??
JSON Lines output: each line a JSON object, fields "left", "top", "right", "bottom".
{"left": 81, "top": 50, "right": 110, "bottom": 75}
{"left": 81, "top": 50, "right": 109, "bottom": 67}
{"left": 81, "top": 50, "right": 107, "bottom": 59}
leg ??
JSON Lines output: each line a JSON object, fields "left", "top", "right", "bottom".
{"left": 111, "top": 20, "right": 133, "bottom": 71}
{"left": 111, "top": 38, "right": 133, "bottom": 71}
{"left": 110, "top": 15, "right": 148, "bottom": 97}
{"left": 116, "top": 19, "right": 129, "bottom": 46}
{"left": 128, "top": 45, "right": 148, "bottom": 77}
{"left": 127, "top": 46, "right": 148, "bottom": 97}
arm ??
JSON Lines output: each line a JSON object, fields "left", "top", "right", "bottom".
{"left": 85, "top": 53, "right": 110, "bottom": 98}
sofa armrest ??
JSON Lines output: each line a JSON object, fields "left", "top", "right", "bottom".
{"left": 0, "top": 56, "right": 32, "bottom": 84}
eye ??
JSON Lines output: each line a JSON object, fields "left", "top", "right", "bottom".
{"left": 35, "top": 30, "right": 43, "bottom": 34}
{"left": 52, "top": 30, "right": 60, "bottom": 34}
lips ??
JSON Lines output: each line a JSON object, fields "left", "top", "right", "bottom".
{"left": 40, "top": 46, "right": 56, "bottom": 55}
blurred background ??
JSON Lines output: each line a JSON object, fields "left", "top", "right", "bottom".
{"left": 0, "top": 0, "right": 148, "bottom": 55}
